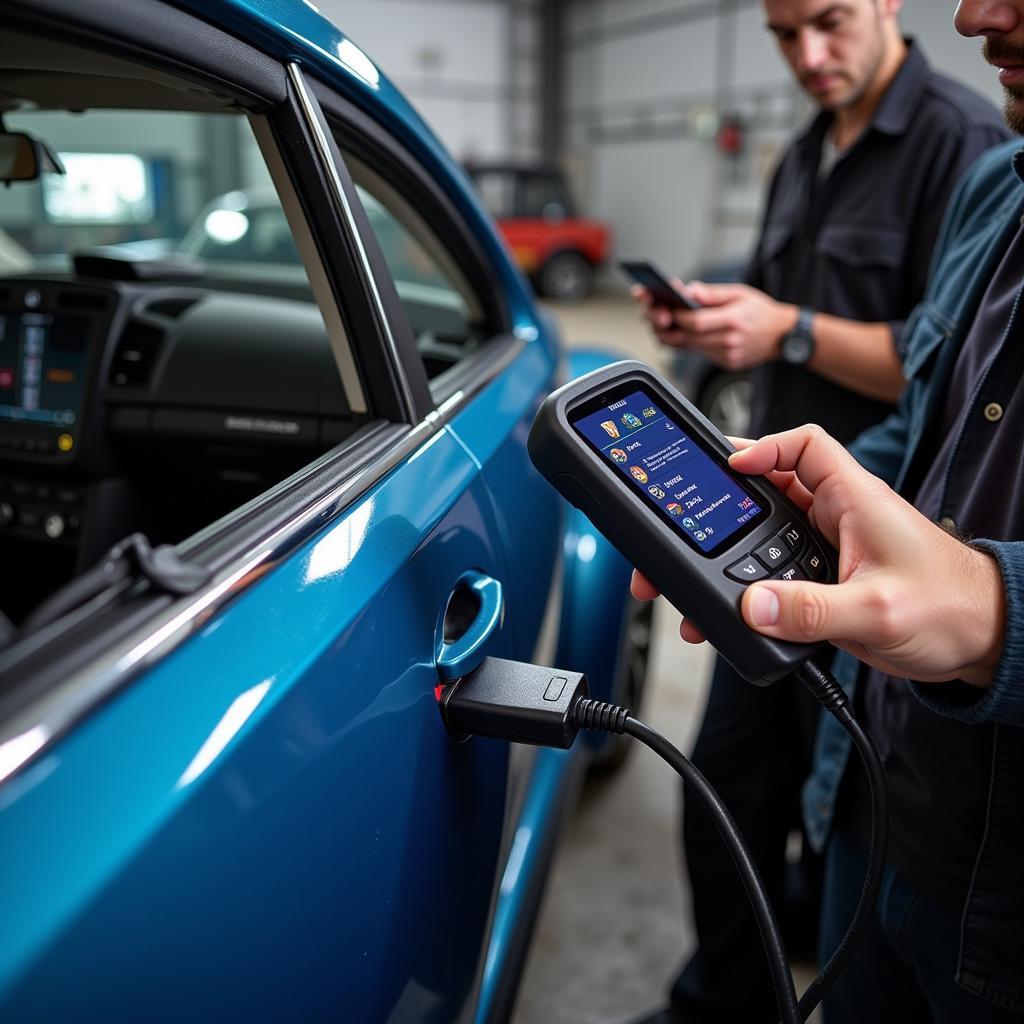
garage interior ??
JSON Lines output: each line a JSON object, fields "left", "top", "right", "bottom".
{"left": 1, "top": 1, "right": 1007, "bottom": 1021}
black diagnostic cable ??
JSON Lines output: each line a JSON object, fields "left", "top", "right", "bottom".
{"left": 574, "top": 698, "right": 802, "bottom": 1024}
{"left": 791, "top": 660, "right": 889, "bottom": 1018}
{"left": 440, "top": 656, "right": 889, "bottom": 1024}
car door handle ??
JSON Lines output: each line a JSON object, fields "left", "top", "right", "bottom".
{"left": 436, "top": 571, "right": 504, "bottom": 681}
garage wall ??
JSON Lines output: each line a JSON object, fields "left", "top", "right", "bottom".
{"left": 565, "top": 0, "right": 1006, "bottom": 284}
{"left": 312, "top": 0, "right": 541, "bottom": 162}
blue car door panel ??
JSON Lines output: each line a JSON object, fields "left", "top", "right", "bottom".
{"left": 0, "top": 427, "right": 515, "bottom": 1021}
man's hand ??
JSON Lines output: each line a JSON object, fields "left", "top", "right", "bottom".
{"left": 632, "top": 280, "right": 798, "bottom": 371}
{"left": 632, "top": 426, "right": 1006, "bottom": 687}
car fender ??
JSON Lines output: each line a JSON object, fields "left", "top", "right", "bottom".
{"left": 554, "top": 349, "right": 634, "bottom": 716}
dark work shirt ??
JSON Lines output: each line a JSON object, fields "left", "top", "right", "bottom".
{"left": 845, "top": 220, "right": 1024, "bottom": 913}
{"left": 745, "top": 40, "right": 1009, "bottom": 445}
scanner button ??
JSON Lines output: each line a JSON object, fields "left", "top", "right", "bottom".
{"left": 754, "top": 537, "right": 792, "bottom": 570}
{"left": 772, "top": 564, "right": 807, "bottom": 583}
{"left": 726, "top": 556, "right": 769, "bottom": 583}
{"left": 780, "top": 523, "right": 804, "bottom": 551}
{"left": 801, "top": 547, "right": 828, "bottom": 581}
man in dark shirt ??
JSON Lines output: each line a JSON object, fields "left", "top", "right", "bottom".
{"left": 635, "top": 0, "right": 1024, "bottom": 1018}
{"left": 631, "top": 3, "right": 1008, "bottom": 1022}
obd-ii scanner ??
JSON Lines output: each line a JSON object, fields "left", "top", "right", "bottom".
{"left": 528, "top": 359, "right": 837, "bottom": 686}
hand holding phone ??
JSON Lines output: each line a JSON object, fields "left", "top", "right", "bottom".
{"left": 619, "top": 259, "right": 700, "bottom": 311}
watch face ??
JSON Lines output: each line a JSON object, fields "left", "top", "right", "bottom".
{"left": 781, "top": 331, "right": 814, "bottom": 365}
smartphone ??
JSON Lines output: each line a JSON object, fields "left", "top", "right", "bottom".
{"left": 528, "top": 360, "right": 836, "bottom": 685}
{"left": 618, "top": 259, "right": 700, "bottom": 310}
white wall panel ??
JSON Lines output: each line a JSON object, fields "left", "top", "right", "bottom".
{"left": 313, "top": 0, "right": 535, "bottom": 161}
{"left": 596, "top": 21, "right": 718, "bottom": 105}
{"left": 593, "top": 138, "right": 716, "bottom": 279}
{"left": 902, "top": 5, "right": 1004, "bottom": 108}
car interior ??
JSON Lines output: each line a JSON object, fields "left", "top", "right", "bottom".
{"left": 0, "top": 29, "right": 491, "bottom": 631}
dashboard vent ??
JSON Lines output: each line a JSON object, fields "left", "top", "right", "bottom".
{"left": 108, "top": 320, "right": 165, "bottom": 388}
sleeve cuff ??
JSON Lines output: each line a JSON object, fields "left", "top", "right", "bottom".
{"left": 910, "top": 540, "right": 1024, "bottom": 727}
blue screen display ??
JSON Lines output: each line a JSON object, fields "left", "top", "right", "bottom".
{"left": 572, "top": 389, "right": 763, "bottom": 554}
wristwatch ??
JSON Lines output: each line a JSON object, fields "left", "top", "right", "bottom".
{"left": 780, "top": 307, "right": 816, "bottom": 365}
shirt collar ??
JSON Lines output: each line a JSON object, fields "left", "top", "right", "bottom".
{"left": 1013, "top": 148, "right": 1024, "bottom": 185}
{"left": 796, "top": 38, "right": 929, "bottom": 151}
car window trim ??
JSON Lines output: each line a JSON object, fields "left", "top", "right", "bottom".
{"left": 8, "top": 0, "right": 288, "bottom": 108}
{"left": 308, "top": 78, "right": 513, "bottom": 346}
{"left": 287, "top": 65, "right": 427, "bottom": 423}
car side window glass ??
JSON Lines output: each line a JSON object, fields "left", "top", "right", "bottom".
{"left": 0, "top": 94, "right": 365, "bottom": 621}
{"left": 344, "top": 155, "right": 489, "bottom": 381}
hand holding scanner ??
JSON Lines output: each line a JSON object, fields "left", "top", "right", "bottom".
{"left": 528, "top": 360, "right": 837, "bottom": 685}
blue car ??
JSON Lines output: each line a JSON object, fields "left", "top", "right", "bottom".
{"left": 0, "top": 1, "right": 646, "bottom": 1020}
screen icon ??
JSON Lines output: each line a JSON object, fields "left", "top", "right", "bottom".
{"left": 666, "top": 503, "right": 683, "bottom": 517}
{"left": 600, "top": 420, "right": 620, "bottom": 439}
{"left": 648, "top": 485, "right": 666, "bottom": 500}
{"left": 621, "top": 412, "right": 642, "bottom": 429}
{"left": 630, "top": 466, "right": 649, "bottom": 484}
{"left": 682, "top": 517, "right": 696, "bottom": 529}
{"left": 695, "top": 530, "right": 707, "bottom": 542}
{"left": 610, "top": 448, "right": 627, "bottom": 463}
{"left": 642, "top": 407, "right": 657, "bottom": 419}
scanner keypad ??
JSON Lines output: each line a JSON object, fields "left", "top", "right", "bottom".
{"left": 726, "top": 523, "right": 828, "bottom": 586}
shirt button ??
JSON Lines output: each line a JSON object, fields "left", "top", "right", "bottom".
{"left": 938, "top": 516, "right": 957, "bottom": 533}
{"left": 984, "top": 402, "right": 1004, "bottom": 422}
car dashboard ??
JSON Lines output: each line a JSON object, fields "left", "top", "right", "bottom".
{"left": 0, "top": 270, "right": 367, "bottom": 623}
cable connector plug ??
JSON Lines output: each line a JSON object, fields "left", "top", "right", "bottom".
{"left": 439, "top": 657, "right": 588, "bottom": 748}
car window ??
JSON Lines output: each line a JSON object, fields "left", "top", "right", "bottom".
{"left": 0, "top": 109, "right": 317, "bottom": 303}
{"left": 0, "top": 37, "right": 373, "bottom": 628}
{"left": 519, "top": 174, "right": 572, "bottom": 219}
{"left": 344, "top": 153, "right": 490, "bottom": 382}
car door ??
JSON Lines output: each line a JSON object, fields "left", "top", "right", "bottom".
{"left": 0, "top": 12, "right": 532, "bottom": 1023}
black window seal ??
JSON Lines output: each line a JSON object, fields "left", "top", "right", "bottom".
{"left": 6, "top": 0, "right": 287, "bottom": 109}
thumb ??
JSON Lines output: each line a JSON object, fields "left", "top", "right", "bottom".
{"left": 741, "top": 578, "right": 880, "bottom": 645}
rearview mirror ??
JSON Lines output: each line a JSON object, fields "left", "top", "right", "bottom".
{"left": 0, "top": 132, "right": 65, "bottom": 184}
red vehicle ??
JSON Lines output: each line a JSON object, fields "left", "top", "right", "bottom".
{"left": 467, "top": 163, "right": 611, "bottom": 301}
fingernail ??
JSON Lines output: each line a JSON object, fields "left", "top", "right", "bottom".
{"left": 748, "top": 587, "right": 779, "bottom": 627}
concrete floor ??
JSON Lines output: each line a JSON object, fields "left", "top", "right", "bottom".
{"left": 511, "top": 294, "right": 820, "bottom": 1024}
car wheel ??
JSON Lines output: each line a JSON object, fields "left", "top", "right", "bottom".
{"left": 698, "top": 370, "right": 753, "bottom": 438}
{"left": 589, "top": 597, "right": 653, "bottom": 775}
{"left": 539, "top": 250, "right": 593, "bottom": 302}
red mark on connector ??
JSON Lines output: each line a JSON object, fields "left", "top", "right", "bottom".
{"left": 434, "top": 683, "right": 445, "bottom": 703}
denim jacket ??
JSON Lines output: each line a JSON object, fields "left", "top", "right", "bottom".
{"left": 803, "top": 140, "right": 1024, "bottom": 1013}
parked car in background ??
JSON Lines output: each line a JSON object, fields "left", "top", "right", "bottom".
{"left": 0, "top": 2, "right": 644, "bottom": 1020}
{"left": 466, "top": 163, "right": 611, "bottom": 302}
